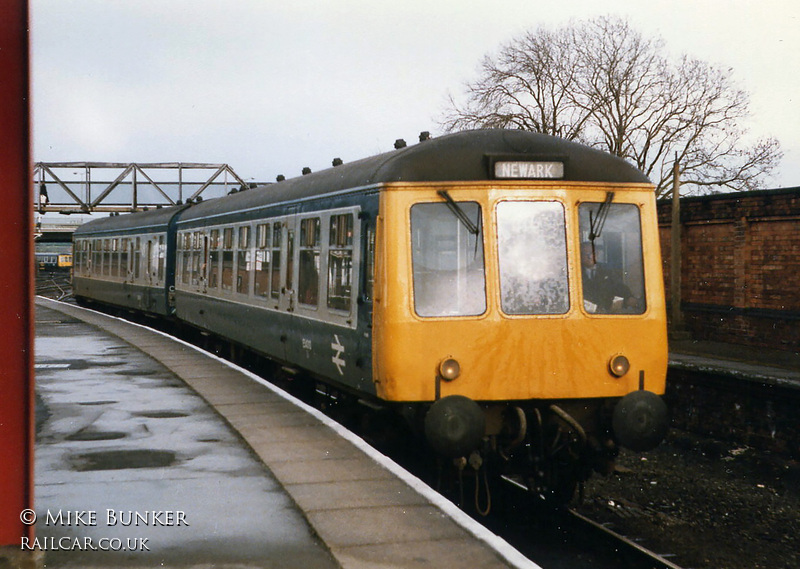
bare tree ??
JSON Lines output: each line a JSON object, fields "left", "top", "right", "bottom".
{"left": 441, "top": 16, "right": 782, "bottom": 196}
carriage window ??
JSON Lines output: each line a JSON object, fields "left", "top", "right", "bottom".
{"left": 73, "top": 240, "right": 81, "bottom": 274}
{"left": 298, "top": 217, "right": 321, "bottom": 306}
{"left": 271, "top": 224, "right": 282, "bottom": 300}
{"left": 178, "top": 232, "right": 190, "bottom": 285}
{"left": 221, "top": 227, "right": 234, "bottom": 290}
{"left": 497, "top": 201, "right": 569, "bottom": 315}
{"left": 255, "top": 224, "right": 271, "bottom": 297}
{"left": 92, "top": 240, "right": 100, "bottom": 275}
{"left": 104, "top": 239, "right": 112, "bottom": 276}
{"left": 134, "top": 237, "right": 141, "bottom": 280}
{"left": 146, "top": 239, "right": 154, "bottom": 280}
{"left": 157, "top": 235, "right": 165, "bottom": 282}
{"left": 99, "top": 239, "right": 106, "bottom": 276}
{"left": 72, "top": 240, "right": 80, "bottom": 273}
{"left": 579, "top": 202, "right": 645, "bottom": 314}
{"left": 364, "top": 225, "right": 375, "bottom": 302}
{"left": 208, "top": 229, "right": 220, "bottom": 289}
{"left": 411, "top": 201, "right": 486, "bottom": 317}
{"left": 120, "top": 238, "right": 129, "bottom": 278}
{"left": 236, "top": 226, "right": 251, "bottom": 294}
{"left": 110, "top": 238, "right": 120, "bottom": 278}
{"left": 327, "top": 213, "right": 354, "bottom": 311}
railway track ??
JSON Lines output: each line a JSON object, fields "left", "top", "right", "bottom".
{"left": 563, "top": 508, "right": 685, "bottom": 569}
{"left": 480, "top": 475, "right": 688, "bottom": 569}
{"left": 35, "top": 272, "right": 72, "bottom": 301}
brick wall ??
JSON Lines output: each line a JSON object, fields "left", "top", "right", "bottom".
{"left": 658, "top": 187, "right": 800, "bottom": 351}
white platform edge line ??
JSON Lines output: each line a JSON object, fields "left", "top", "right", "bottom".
{"left": 37, "top": 297, "right": 542, "bottom": 569}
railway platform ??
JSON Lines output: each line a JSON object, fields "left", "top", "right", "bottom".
{"left": 32, "top": 297, "right": 536, "bottom": 569}
{"left": 669, "top": 337, "right": 800, "bottom": 388}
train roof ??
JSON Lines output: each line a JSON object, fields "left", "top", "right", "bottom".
{"left": 178, "top": 129, "right": 650, "bottom": 223}
{"left": 73, "top": 204, "right": 188, "bottom": 237}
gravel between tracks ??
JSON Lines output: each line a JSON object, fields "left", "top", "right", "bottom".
{"left": 576, "top": 430, "right": 800, "bottom": 569}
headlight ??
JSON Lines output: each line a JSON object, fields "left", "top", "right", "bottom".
{"left": 439, "top": 358, "right": 461, "bottom": 381}
{"left": 608, "top": 354, "right": 630, "bottom": 377}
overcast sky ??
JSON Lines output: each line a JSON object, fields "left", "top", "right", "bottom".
{"left": 31, "top": 0, "right": 800, "bottom": 190}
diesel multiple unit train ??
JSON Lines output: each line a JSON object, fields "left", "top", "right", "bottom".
{"left": 72, "top": 129, "right": 669, "bottom": 502}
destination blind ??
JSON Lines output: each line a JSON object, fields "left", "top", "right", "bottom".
{"left": 493, "top": 161, "right": 564, "bottom": 180}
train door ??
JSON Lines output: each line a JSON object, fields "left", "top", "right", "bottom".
{"left": 146, "top": 240, "right": 153, "bottom": 284}
{"left": 134, "top": 237, "right": 141, "bottom": 282}
{"left": 278, "top": 213, "right": 298, "bottom": 313}
{"left": 128, "top": 239, "right": 135, "bottom": 280}
{"left": 202, "top": 234, "right": 209, "bottom": 293}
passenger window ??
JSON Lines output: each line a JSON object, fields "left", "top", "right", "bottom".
{"left": 208, "top": 229, "right": 220, "bottom": 289}
{"left": 157, "top": 235, "right": 165, "bottom": 282}
{"left": 411, "top": 201, "right": 486, "bottom": 317}
{"left": 327, "top": 213, "right": 354, "bottom": 312}
{"left": 255, "top": 224, "right": 271, "bottom": 297}
{"left": 579, "top": 202, "right": 645, "bottom": 314}
{"left": 134, "top": 237, "right": 141, "bottom": 280}
{"left": 364, "top": 225, "right": 375, "bottom": 302}
{"left": 236, "top": 226, "right": 251, "bottom": 294}
{"left": 298, "top": 218, "right": 321, "bottom": 306}
{"left": 92, "top": 240, "right": 101, "bottom": 275}
{"left": 271, "top": 224, "right": 282, "bottom": 299}
{"left": 221, "top": 228, "right": 234, "bottom": 290}
{"left": 178, "top": 232, "right": 189, "bottom": 285}
{"left": 178, "top": 231, "right": 194, "bottom": 284}
{"left": 190, "top": 232, "right": 202, "bottom": 285}
{"left": 146, "top": 240, "right": 153, "bottom": 281}
{"left": 105, "top": 239, "right": 113, "bottom": 277}
{"left": 110, "top": 239, "right": 119, "bottom": 278}
{"left": 120, "top": 238, "right": 129, "bottom": 278}
{"left": 497, "top": 201, "right": 569, "bottom": 315}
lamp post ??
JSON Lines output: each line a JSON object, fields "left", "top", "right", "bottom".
{"left": 670, "top": 156, "right": 683, "bottom": 331}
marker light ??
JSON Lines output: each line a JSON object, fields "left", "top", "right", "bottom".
{"left": 439, "top": 358, "right": 461, "bottom": 381}
{"left": 609, "top": 355, "right": 630, "bottom": 377}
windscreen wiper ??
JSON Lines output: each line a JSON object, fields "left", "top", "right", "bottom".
{"left": 587, "top": 191, "right": 615, "bottom": 262}
{"left": 588, "top": 191, "right": 615, "bottom": 243}
{"left": 437, "top": 190, "right": 479, "bottom": 235}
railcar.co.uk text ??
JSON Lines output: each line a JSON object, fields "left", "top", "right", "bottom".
{"left": 18, "top": 509, "right": 189, "bottom": 552}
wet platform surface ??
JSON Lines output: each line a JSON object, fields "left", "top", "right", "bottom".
{"left": 34, "top": 298, "right": 534, "bottom": 569}
{"left": 669, "top": 337, "right": 800, "bottom": 388}
{"left": 35, "top": 302, "right": 339, "bottom": 568}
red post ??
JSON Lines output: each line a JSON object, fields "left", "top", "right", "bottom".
{"left": 0, "top": 0, "right": 34, "bottom": 552}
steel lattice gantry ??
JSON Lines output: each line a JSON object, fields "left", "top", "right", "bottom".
{"left": 34, "top": 162, "right": 254, "bottom": 214}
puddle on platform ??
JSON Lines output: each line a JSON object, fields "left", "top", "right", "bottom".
{"left": 133, "top": 410, "right": 189, "bottom": 419}
{"left": 116, "top": 369, "right": 160, "bottom": 376}
{"left": 66, "top": 430, "right": 127, "bottom": 442}
{"left": 70, "top": 449, "right": 177, "bottom": 471}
